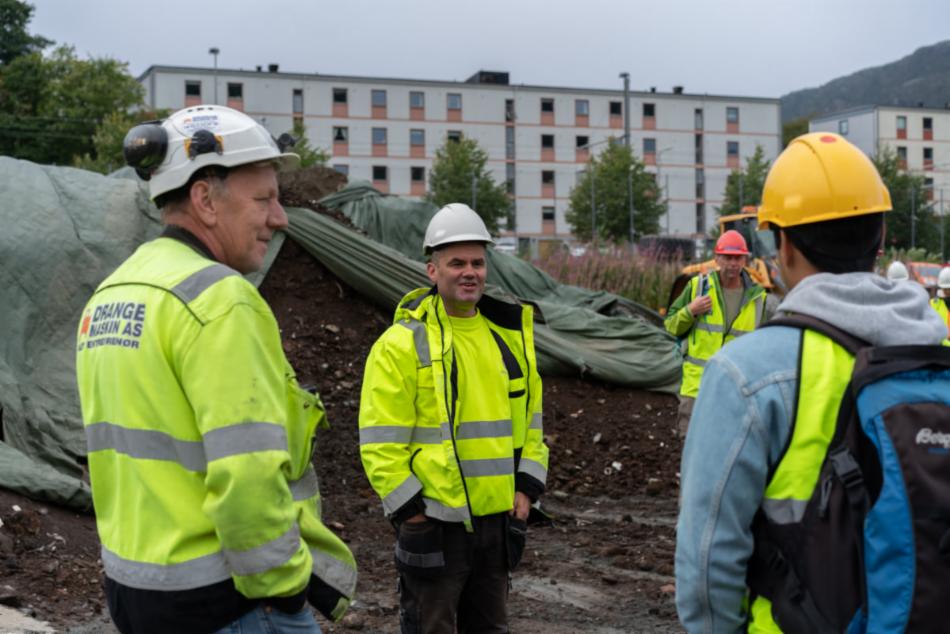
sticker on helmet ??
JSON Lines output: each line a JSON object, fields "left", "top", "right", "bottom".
{"left": 181, "top": 114, "right": 221, "bottom": 134}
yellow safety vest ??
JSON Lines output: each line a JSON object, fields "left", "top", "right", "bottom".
{"left": 359, "top": 287, "right": 548, "bottom": 529}
{"left": 931, "top": 298, "right": 949, "bottom": 339}
{"left": 75, "top": 237, "right": 355, "bottom": 616}
{"left": 666, "top": 273, "right": 766, "bottom": 398}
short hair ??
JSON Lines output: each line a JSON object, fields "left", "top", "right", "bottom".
{"left": 773, "top": 212, "right": 884, "bottom": 274}
{"left": 155, "top": 165, "right": 230, "bottom": 211}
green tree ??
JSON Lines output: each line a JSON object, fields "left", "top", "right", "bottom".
{"left": 717, "top": 145, "right": 770, "bottom": 217}
{"left": 0, "top": 0, "right": 51, "bottom": 65}
{"left": 782, "top": 116, "right": 809, "bottom": 147}
{"left": 565, "top": 140, "right": 665, "bottom": 242}
{"left": 873, "top": 146, "right": 945, "bottom": 252}
{"left": 426, "top": 137, "right": 510, "bottom": 233}
{"left": 0, "top": 45, "right": 143, "bottom": 165}
{"left": 285, "top": 120, "right": 328, "bottom": 168}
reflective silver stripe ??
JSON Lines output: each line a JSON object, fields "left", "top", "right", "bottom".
{"left": 731, "top": 328, "right": 752, "bottom": 337}
{"left": 762, "top": 497, "right": 808, "bottom": 525}
{"left": 684, "top": 355, "right": 707, "bottom": 367}
{"left": 398, "top": 318, "right": 431, "bottom": 368}
{"left": 203, "top": 422, "right": 288, "bottom": 462}
{"left": 395, "top": 543, "right": 445, "bottom": 568}
{"left": 360, "top": 425, "right": 414, "bottom": 445}
{"left": 382, "top": 474, "right": 423, "bottom": 515}
{"left": 518, "top": 457, "right": 548, "bottom": 485}
{"left": 460, "top": 457, "right": 514, "bottom": 477}
{"left": 310, "top": 548, "right": 357, "bottom": 596}
{"left": 86, "top": 422, "right": 206, "bottom": 472}
{"left": 289, "top": 465, "right": 319, "bottom": 501}
{"left": 695, "top": 321, "right": 724, "bottom": 333}
{"left": 412, "top": 426, "right": 444, "bottom": 445}
{"left": 455, "top": 419, "right": 513, "bottom": 440}
{"left": 170, "top": 264, "right": 238, "bottom": 304}
{"left": 529, "top": 413, "right": 543, "bottom": 431}
{"left": 423, "top": 497, "right": 470, "bottom": 523}
{"left": 223, "top": 524, "right": 301, "bottom": 577}
{"left": 754, "top": 295, "right": 764, "bottom": 326}
{"left": 101, "top": 545, "right": 230, "bottom": 591}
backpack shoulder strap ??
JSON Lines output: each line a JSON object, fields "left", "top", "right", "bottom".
{"left": 851, "top": 345, "right": 950, "bottom": 392}
{"left": 763, "top": 314, "right": 869, "bottom": 355}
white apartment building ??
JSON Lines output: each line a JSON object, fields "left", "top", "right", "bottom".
{"left": 810, "top": 105, "right": 950, "bottom": 211}
{"left": 139, "top": 65, "right": 781, "bottom": 240}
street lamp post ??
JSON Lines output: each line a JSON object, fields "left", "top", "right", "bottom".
{"left": 209, "top": 47, "right": 220, "bottom": 104}
{"left": 628, "top": 164, "right": 636, "bottom": 247}
{"left": 655, "top": 147, "right": 672, "bottom": 233}
{"left": 619, "top": 72, "right": 630, "bottom": 148}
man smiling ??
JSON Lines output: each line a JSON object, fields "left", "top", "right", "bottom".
{"left": 359, "top": 203, "right": 549, "bottom": 633}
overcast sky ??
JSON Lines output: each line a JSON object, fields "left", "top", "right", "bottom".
{"left": 29, "top": 0, "right": 950, "bottom": 98}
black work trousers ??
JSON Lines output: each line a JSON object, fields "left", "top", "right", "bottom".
{"left": 398, "top": 513, "right": 511, "bottom": 634}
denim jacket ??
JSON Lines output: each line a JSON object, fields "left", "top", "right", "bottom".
{"left": 674, "top": 272, "right": 947, "bottom": 633}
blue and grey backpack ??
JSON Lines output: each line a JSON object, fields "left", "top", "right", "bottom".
{"left": 747, "top": 314, "right": 950, "bottom": 634}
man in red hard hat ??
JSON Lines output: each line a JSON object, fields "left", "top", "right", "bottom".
{"left": 664, "top": 230, "right": 770, "bottom": 436}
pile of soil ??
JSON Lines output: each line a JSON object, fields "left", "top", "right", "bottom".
{"left": 0, "top": 168, "right": 684, "bottom": 632}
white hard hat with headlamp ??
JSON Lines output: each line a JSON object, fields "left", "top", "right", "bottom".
{"left": 423, "top": 203, "right": 494, "bottom": 255}
{"left": 938, "top": 266, "right": 950, "bottom": 297}
{"left": 886, "top": 261, "right": 909, "bottom": 282}
{"left": 122, "top": 105, "right": 299, "bottom": 201}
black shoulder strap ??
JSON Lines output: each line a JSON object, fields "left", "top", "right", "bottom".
{"left": 851, "top": 345, "right": 950, "bottom": 393}
{"left": 763, "top": 314, "right": 869, "bottom": 355}
{"left": 489, "top": 329, "right": 524, "bottom": 379}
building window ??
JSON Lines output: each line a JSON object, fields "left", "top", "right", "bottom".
{"left": 924, "top": 177, "right": 934, "bottom": 200}
{"left": 505, "top": 99, "right": 515, "bottom": 122}
{"left": 333, "top": 88, "right": 347, "bottom": 104}
{"left": 372, "top": 165, "right": 388, "bottom": 181}
{"left": 727, "top": 141, "right": 740, "bottom": 157}
{"left": 505, "top": 126, "right": 515, "bottom": 159}
{"left": 333, "top": 126, "right": 348, "bottom": 142}
{"left": 506, "top": 163, "right": 515, "bottom": 194}
{"left": 644, "top": 138, "right": 656, "bottom": 154}
{"left": 694, "top": 108, "right": 703, "bottom": 130}
{"left": 924, "top": 146, "right": 934, "bottom": 169}
{"left": 542, "top": 206, "right": 555, "bottom": 221}
{"left": 695, "top": 168, "right": 705, "bottom": 200}
{"left": 333, "top": 164, "right": 349, "bottom": 176}
{"left": 695, "top": 134, "right": 703, "bottom": 164}
{"left": 838, "top": 119, "right": 849, "bottom": 135}
{"left": 575, "top": 99, "right": 589, "bottom": 116}
{"left": 372, "top": 127, "right": 387, "bottom": 145}
{"left": 409, "top": 91, "right": 424, "bottom": 109}
{"left": 696, "top": 202, "right": 706, "bottom": 234}
{"left": 643, "top": 103, "right": 655, "bottom": 118}
{"left": 447, "top": 93, "right": 462, "bottom": 110}
{"left": 541, "top": 134, "right": 555, "bottom": 149}
{"left": 726, "top": 107, "right": 739, "bottom": 124}
{"left": 411, "top": 166, "right": 425, "bottom": 182}
{"left": 541, "top": 98, "right": 555, "bottom": 114}
{"left": 897, "top": 115, "right": 907, "bottom": 139}
{"left": 292, "top": 89, "right": 303, "bottom": 114}
{"left": 447, "top": 130, "right": 462, "bottom": 143}
{"left": 576, "top": 135, "right": 589, "bottom": 149}
{"left": 227, "top": 83, "right": 243, "bottom": 99}
{"left": 897, "top": 146, "right": 907, "bottom": 160}
{"left": 371, "top": 89, "right": 387, "bottom": 107}
{"left": 609, "top": 101, "right": 622, "bottom": 116}
{"left": 923, "top": 117, "right": 933, "bottom": 131}
{"left": 410, "top": 129, "right": 425, "bottom": 146}
{"left": 541, "top": 170, "right": 555, "bottom": 185}
{"left": 185, "top": 80, "right": 201, "bottom": 97}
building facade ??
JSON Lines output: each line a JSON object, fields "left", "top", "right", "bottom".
{"left": 140, "top": 65, "right": 781, "bottom": 241}
{"left": 810, "top": 105, "right": 950, "bottom": 210}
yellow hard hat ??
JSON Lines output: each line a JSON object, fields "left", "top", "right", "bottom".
{"left": 758, "top": 132, "right": 891, "bottom": 230}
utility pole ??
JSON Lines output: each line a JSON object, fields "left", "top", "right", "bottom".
{"left": 628, "top": 165, "right": 635, "bottom": 248}
{"left": 619, "top": 72, "right": 630, "bottom": 147}
{"left": 209, "top": 47, "right": 220, "bottom": 104}
{"left": 941, "top": 188, "right": 945, "bottom": 262}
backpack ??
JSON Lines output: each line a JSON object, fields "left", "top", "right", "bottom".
{"left": 747, "top": 314, "right": 950, "bottom": 634}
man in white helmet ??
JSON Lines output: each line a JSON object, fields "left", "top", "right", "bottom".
{"left": 75, "top": 106, "right": 356, "bottom": 634}
{"left": 932, "top": 266, "right": 950, "bottom": 336}
{"left": 359, "top": 203, "right": 549, "bottom": 633}
{"left": 886, "top": 260, "right": 909, "bottom": 281}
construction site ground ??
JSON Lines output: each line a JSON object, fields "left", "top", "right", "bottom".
{"left": 0, "top": 180, "right": 685, "bottom": 633}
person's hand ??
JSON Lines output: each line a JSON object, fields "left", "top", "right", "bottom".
{"left": 404, "top": 513, "right": 427, "bottom": 524}
{"left": 688, "top": 295, "right": 713, "bottom": 317}
{"left": 510, "top": 492, "right": 531, "bottom": 521}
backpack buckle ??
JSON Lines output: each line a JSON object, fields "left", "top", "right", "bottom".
{"left": 829, "top": 447, "right": 867, "bottom": 509}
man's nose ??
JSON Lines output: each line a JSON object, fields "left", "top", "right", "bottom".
{"left": 269, "top": 200, "right": 289, "bottom": 230}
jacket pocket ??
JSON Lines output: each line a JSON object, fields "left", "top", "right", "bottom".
{"left": 395, "top": 519, "right": 445, "bottom": 579}
{"left": 506, "top": 515, "right": 527, "bottom": 571}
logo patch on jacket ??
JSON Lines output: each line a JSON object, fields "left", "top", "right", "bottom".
{"left": 78, "top": 301, "right": 146, "bottom": 351}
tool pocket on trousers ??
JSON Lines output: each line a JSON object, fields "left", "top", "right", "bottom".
{"left": 395, "top": 520, "right": 445, "bottom": 578}
{"left": 506, "top": 516, "right": 527, "bottom": 571}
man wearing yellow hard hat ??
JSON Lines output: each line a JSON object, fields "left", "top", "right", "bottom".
{"left": 674, "top": 133, "right": 947, "bottom": 632}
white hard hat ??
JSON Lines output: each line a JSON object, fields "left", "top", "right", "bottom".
{"left": 938, "top": 266, "right": 950, "bottom": 290}
{"left": 886, "top": 261, "right": 909, "bottom": 281}
{"left": 423, "top": 203, "right": 493, "bottom": 254}
{"left": 123, "top": 105, "right": 299, "bottom": 201}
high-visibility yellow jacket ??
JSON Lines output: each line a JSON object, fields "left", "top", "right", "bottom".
{"left": 75, "top": 235, "right": 355, "bottom": 617}
{"left": 665, "top": 271, "right": 767, "bottom": 398}
{"left": 931, "top": 297, "right": 949, "bottom": 338}
{"left": 359, "top": 287, "right": 548, "bottom": 528}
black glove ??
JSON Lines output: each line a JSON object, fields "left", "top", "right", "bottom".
{"left": 308, "top": 574, "right": 350, "bottom": 622}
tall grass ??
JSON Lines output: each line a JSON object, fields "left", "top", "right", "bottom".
{"left": 534, "top": 245, "right": 684, "bottom": 311}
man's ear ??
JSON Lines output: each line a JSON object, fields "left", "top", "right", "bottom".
{"left": 189, "top": 179, "right": 218, "bottom": 228}
{"left": 426, "top": 260, "right": 438, "bottom": 284}
{"left": 778, "top": 229, "right": 795, "bottom": 270}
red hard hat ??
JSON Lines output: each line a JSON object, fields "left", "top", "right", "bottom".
{"left": 715, "top": 230, "right": 750, "bottom": 255}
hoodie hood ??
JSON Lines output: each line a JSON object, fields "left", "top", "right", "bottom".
{"left": 777, "top": 272, "right": 947, "bottom": 347}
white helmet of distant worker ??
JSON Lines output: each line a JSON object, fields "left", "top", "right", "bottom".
{"left": 122, "top": 105, "right": 299, "bottom": 202}
{"left": 423, "top": 203, "right": 494, "bottom": 254}
{"left": 938, "top": 266, "right": 950, "bottom": 297}
{"left": 886, "top": 261, "right": 909, "bottom": 282}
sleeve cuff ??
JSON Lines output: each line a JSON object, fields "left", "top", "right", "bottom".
{"left": 516, "top": 472, "right": 545, "bottom": 503}
{"left": 390, "top": 492, "right": 426, "bottom": 526}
